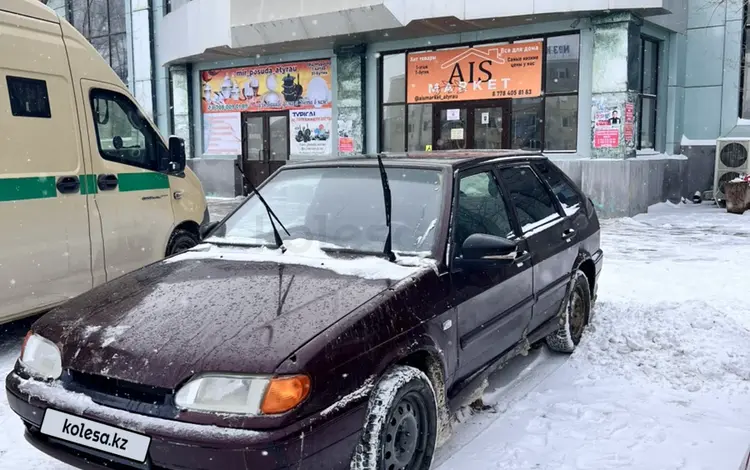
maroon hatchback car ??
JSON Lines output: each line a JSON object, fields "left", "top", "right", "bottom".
{"left": 6, "top": 151, "right": 603, "bottom": 470}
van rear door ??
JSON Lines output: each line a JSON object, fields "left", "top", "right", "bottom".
{"left": 0, "top": 10, "right": 93, "bottom": 321}
{"left": 79, "top": 80, "right": 175, "bottom": 280}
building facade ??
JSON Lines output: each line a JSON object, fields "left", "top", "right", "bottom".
{"left": 67, "top": 0, "right": 748, "bottom": 218}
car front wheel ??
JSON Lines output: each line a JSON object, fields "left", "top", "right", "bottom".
{"left": 166, "top": 229, "right": 199, "bottom": 256}
{"left": 351, "top": 365, "right": 437, "bottom": 470}
{"left": 546, "top": 270, "right": 591, "bottom": 353}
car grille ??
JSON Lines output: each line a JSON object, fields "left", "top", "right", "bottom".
{"left": 63, "top": 370, "right": 177, "bottom": 419}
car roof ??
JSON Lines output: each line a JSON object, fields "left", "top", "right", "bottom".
{"left": 283, "top": 150, "right": 546, "bottom": 171}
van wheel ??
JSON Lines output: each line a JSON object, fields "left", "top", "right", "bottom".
{"left": 350, "top": 366, "right": 437, "bottom": 470}
{"left": 166, "top": 229, "right": 199, "bottom": 256}
{"left": 545, "top": 270, "right": 591, "bottom": 354}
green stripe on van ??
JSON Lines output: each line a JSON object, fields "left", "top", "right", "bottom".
{"left": 117, "top": 173, "right": 169, "bottom": 192}
{"left": 0, "top": 176, "right": 57, "bottom": 202}
{"left": 80, "top": 174, "right": 98, "bottom": 195}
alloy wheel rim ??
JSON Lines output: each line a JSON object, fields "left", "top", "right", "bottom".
{"left": 382, "top": 392, "right": 429, "bottom": 470}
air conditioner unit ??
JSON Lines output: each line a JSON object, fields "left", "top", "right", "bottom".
{"left": 714, "top": 138, "right": 750, "bottom": 204}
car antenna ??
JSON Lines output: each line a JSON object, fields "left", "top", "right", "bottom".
{"left": 376, "top": 154, "right": 396, "bottom": 262}
{"left": 235, "top": 162, "right": 290, "bottom": 252}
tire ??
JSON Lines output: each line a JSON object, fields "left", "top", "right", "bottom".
{"left": 545, "top": 270, "right": 591, "bottom": 353}
{"left": 350, "top": 366, "right": 438, "bottom": 470}
{"left": 166, "top": 229, "right": 199, "bottom": 256}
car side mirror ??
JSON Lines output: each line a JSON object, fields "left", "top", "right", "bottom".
{"left": 200, "top": 221, "right": 220, "bottom": 239}
{"left": 461, "top": 233, "right": 518, "bottom": 262}
{"left": 168, "top": 136, "right": 186, "bottom": 173}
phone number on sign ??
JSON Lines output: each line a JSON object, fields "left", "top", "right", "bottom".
{"left": 491, "top": 89, "right": 535, "bottom": 98}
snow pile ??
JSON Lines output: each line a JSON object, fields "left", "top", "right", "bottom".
{"left": 573, "top": 299, "right": 750, "bottom": 393}
{"left": 167, "top": 239, "right": 437, "bottom": 281}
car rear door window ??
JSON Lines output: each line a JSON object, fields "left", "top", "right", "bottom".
{"left": 498, "top": 166, "right": 560, "bottom": 233}
{"left": 533, "top": 161, "right": 582, "bottom": 215}
{"left": 454, "top": 171, "right": 514, "bottom": 254}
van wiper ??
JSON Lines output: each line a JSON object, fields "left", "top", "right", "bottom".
{"left": 235, "top": 163, "right": 289, "bottom": 252}
{"left": 376, "top": 155, "right": 396, "bottom": 262}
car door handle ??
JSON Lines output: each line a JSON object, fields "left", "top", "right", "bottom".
{"left": 56, "top": 176, "right": 80, "bottom": 194}
{"left": 97, "top": 174, "right": 118, "bottom": 191}
{"left": 562, "top": 228, "right": 576, "bottom": 239}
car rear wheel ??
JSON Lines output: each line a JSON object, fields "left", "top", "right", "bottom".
{"left": 166, "top": 229, "right": 199, "bottom": 256}
{"left": 351, "top": 365, "right": 437, "bottom": 470}
{"left": 546, "top": 270, "right": 591, "bottom": 353}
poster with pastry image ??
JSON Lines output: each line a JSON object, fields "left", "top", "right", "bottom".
{"left": 200, "top": 59, "right": 333, "bottom": 114}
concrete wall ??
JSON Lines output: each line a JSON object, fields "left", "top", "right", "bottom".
{"left": 160, "top": 0, "right": 682, "bottom": 64}
{"left": 683, "top": 0, "right": 743, "bottom": 140}
{"left": 553, "top": 157, "right": 687, "bottom": 217}
{"left": 187, "top": 158, "right": 241, "bottom": 198}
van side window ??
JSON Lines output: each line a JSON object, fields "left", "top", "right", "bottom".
{"left": 89, "top": 89, "right": 167, "bottom": 172}
{"left": 7, "top": 76, "right": 51, "bottom": 118}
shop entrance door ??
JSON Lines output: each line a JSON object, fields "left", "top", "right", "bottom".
{"left": 241, "top": 112, "right": 289, "bottom": 191}
{"left": 432, "top": 101, "right": 510, "bottom": 151}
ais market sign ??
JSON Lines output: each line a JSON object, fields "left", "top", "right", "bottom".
{"left": 406, "top": 42, "right": 543, "bottom": 103}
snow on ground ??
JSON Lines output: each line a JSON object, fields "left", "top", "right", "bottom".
{"left": 207, "top": 196, "right": 245, "bottom": 222}
{"left": 1, "top": 201, "right": 749, "bottom": 469}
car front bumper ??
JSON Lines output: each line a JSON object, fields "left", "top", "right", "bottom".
{"left": 6, "top": 371, "right": 365, "bottom": 470}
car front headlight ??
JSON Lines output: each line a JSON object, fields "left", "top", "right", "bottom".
{"left": 174, "top": 374, "right": 310, "bottom": 415}
{"left": 19, "top": 332, "right": 63, "bottom": 380}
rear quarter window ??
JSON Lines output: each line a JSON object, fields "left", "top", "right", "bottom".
{"left": 533, "top": 161, "right": 583, "bottom": 215}
{"left": 6, "top": 76, "right": 51, "bottom": 118}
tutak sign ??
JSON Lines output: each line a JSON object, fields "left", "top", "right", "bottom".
{"left": 406, "top": 42, "right": 543, "bottom": 104}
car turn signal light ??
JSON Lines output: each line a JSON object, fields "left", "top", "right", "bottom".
{"left": 260, "top": 375, "right": 311, "bottom": 415}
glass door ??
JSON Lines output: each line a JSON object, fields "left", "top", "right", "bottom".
{"left": 267, "top": 113, "right": 289, "bottom": 177}
{"left": 241, "top": 112, "right": 290, "bottom": 190}
{"left": 431, "top": 101, "right": 510, "bottom": 151}
{"left": 433, "top": 105, "right": 468, "bottom": 150}
{"left": 473, "top": 104, "right": 509, "bottom": 150}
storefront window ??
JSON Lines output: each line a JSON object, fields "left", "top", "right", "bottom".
{"left": 545, "top": 95, "right": 578, "bottom": 152}
{"left": 407, "top": 104, "right": 432, "bottom": 151}
{"left": 382, "top": 105, "right": 406, "bottom": 153}
{"left": 381, "top": 53, "right": 407, "bottom": 151}
{"left": 638, "top": 37, "right": 659, "bottom": 150}
{"left": 512, "top": 98, "right": 543, "bottom": 150}
{"left": 379, "top": 33, "right": 580, "bottom": 153}
{"left": 544, "top": 34, "right": 580, "bottom": 151}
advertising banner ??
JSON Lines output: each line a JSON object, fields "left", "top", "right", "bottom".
{"left": 593, "top": 107, "right": 621, "bottom": 149}
{"left": 406, "top": 42, "right": 543, "bottom": 103}
{"left": 290, "top": 109, "right": 332, "bottom": 156}
{"left": 203, "top": 113, "right": 242, "bottom": 155}
{"left": 200, "top": 59, "right": 333, "bottom": 114}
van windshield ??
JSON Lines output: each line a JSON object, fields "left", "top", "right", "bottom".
{"left": 208, "top": 166, "right": 444, "bottom": 256}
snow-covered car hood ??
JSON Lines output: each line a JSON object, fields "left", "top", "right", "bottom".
{"left": 31, "top": 246, "right": 432, "bottom": 389}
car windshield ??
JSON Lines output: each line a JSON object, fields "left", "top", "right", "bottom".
{"left": 208, "top": 166, "right": 444, "bottom": 255}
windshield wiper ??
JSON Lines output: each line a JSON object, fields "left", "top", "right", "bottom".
{"left": 235, "top": 162, "right": 290, "bottom": 252}
{"left": 376, "top": 155, "right": 396, "bottom": 262}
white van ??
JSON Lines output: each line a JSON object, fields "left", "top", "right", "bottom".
{"left": 0, "top": 0, "right": 208, "bottom": 324}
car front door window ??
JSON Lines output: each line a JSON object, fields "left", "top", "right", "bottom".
{"left": 90, "top": 90, "right": 164, "bottom": 172}
{"left": 454, "top": 171, "right": 514, "bottom": 256}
